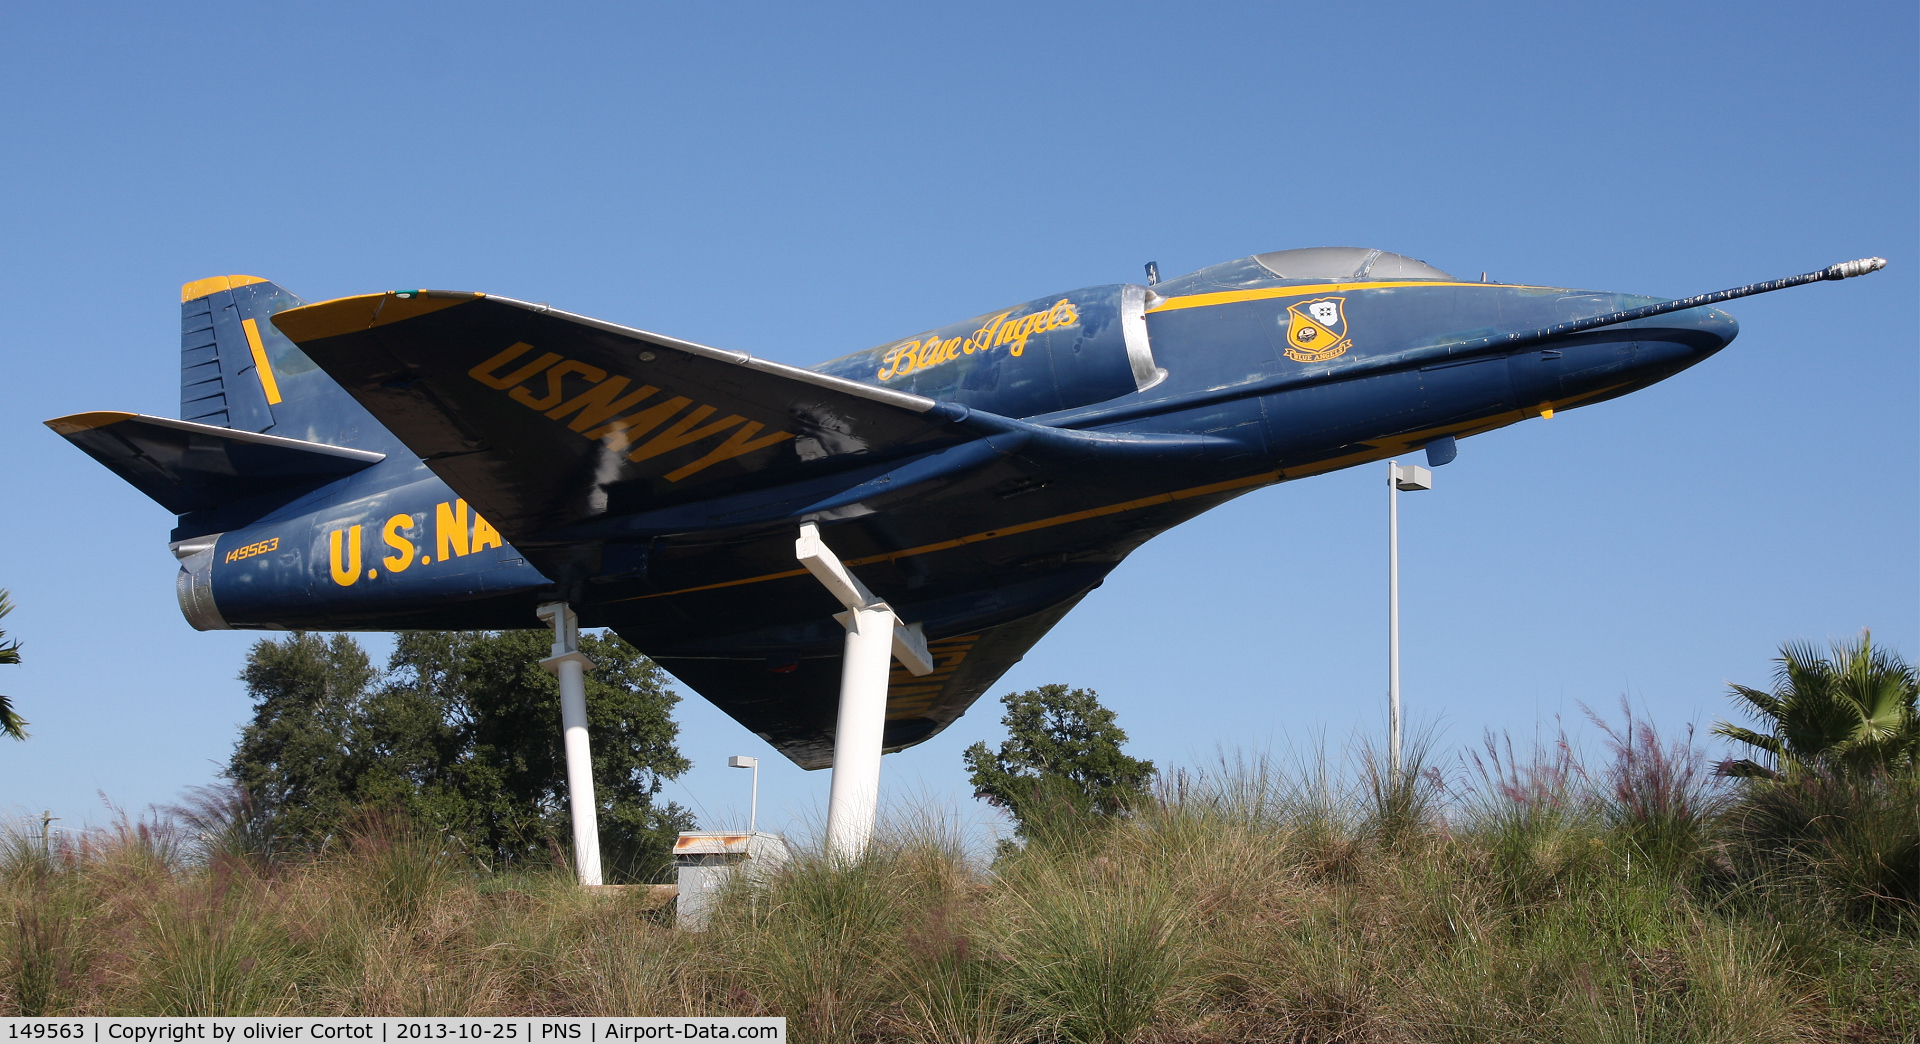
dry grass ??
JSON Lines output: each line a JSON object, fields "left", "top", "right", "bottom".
{"left": 1, "top": 742, "right": 1913, "bottom": 1043}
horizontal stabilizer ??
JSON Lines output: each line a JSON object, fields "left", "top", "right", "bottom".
{"left": 44, "top": 412, "right": 385, "bottom": 514}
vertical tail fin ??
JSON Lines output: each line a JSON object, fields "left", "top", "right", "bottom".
{"left": 179, "top": 276, "right": 395, "bottom": 451}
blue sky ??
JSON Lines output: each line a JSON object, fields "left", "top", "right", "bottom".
{"left": 2, "top": 2, "right": 1914, "bottom": 846}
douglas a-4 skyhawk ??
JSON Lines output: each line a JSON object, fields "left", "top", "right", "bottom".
{"left": 49, "top": 247, "right": 1884, "bottom": 863}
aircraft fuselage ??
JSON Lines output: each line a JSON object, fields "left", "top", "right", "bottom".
{"left": 60, "top": 248, "right": 1747, "bottom": 764}
{"left": 188, "top": 252, "right": 1732, "bottom": 640}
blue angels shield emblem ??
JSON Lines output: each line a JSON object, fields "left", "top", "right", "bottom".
{"left": 1284, "top": 296, "right": 1353, "bottom": 363}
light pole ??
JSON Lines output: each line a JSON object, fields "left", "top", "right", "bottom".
{"left": 1388, "top": 460, "right": 1433, "bottom": 782}
{"left": 728, "top": 755, "right": 760, "bottom": 833}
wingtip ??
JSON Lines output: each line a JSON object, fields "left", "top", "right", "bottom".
{"left": 45, "top": 411, "right": 136, "bottom": 435}
{"left": 271, "top": 289, "right": 486, "bottom": 343}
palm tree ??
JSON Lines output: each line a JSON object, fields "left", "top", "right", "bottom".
{"left": 0, "top": 589, "right": 24, "bottom": 741}
{"left": 1715, "top": 631, "right": 1916, "bottom": 779}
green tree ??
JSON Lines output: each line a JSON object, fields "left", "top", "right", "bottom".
{"left": 229, "top": 629, "right": 695, "bottom": 881}
{"left": 1715, "top": 631, "right": 1918, "bottom": 779}
{"left": 964, "top": 684, "right": 1155, "bottom": 846}
{"left": 0, "top": 590, "right": 24, "bottom": 741}
{"left": 377, "top": 629, "right": 694, "bottom": 880}
{"left": 228, "top": 632, "right": 376, "bottom": 841}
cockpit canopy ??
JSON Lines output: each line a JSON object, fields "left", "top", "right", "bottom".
{"left": 1253, "top": 247, "right": 1456, "bottom": 283}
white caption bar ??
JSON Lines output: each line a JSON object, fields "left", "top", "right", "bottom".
{"left": 0, "top": 1020, "right": 783, "bottom": 1043}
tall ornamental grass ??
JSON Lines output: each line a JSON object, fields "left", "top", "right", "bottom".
{"left": 3, "top": 724, "right": 1914, "bottom": 1041}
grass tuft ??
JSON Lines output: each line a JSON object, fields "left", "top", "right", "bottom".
{"left": 2, "top": 732, "right": 1913, "bottom": 1038}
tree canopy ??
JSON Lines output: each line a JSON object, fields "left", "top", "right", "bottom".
{"left": 964, "top": 683, "right": 1155, "bottom": 846}
{"left": 229, "top": 629, "right": 694, "bottom": 880}
{"left": 1714, "top": 631, "right": 1917, "bottom": 779}
{"left": 0, "top": 590, "right": 27, "bottom": 742}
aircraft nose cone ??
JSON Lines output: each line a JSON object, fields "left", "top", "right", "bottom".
{"left": 1692, "top": 305, "right": 1739, "bottom": 353}
{"left": 1622, "top": 298, "right": 1738, "bottom": 363}
{"left": 1522, "top": 298, "right": 1740, "bottom": 408}
{"left": 1601, "top": 302, "right": 1739, "bottom": 395}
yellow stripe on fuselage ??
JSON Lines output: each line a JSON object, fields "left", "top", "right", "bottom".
{"left": 610, "top": 380, "right": 1628, "bottom": 607}
{"left": 604, "top": 466, "right": 1294, "bottom": 605}
{"left": 1146, "top": 280, "right": 1553, "bottom": 314}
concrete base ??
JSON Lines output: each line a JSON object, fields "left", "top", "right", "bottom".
{"left": 673, "top": 831, "right": 791, "bottom": 930}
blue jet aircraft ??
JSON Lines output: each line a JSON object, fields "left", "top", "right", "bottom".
{"left": 50, "top": 248, "right": 1884, "bottom": 769}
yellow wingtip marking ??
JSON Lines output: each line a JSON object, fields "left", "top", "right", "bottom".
{"left": 270, "top": 290, "right": 485, "bottom": 344}
{"left": 241, "top": 318, "right": 283, "bottom": 404}
{"left": 181, "top": 275, "right": 268, "bottom": 303}
{"left": 44, "top": 411, "right": 137, "bottom": 435}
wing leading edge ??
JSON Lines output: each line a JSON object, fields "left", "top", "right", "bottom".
{"left": 271, "top": 290, "right": 1232, "bottom": 570}
{"left": 272, "top": 291, "right": 962, "bottom": 553}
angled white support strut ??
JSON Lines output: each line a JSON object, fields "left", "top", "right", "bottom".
{"left": 537, "top": 601, "right": 602, "bottom": 886}
{"left": 796, "top": 522, "right": 933, "bottom": 861}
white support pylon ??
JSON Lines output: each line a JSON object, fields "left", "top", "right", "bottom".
{"left": 537, "top": 601, "right": 603, "bottom": 886}
{"left": 796, "top": 522, "right": 933, "bottom": 861}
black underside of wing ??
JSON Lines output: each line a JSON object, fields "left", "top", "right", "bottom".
{"left": 49, "top": 413, "right": 382, "bottom": 515}
{"left": 599, "top": 475, "right": 1259, "bottom": 767}
{"left": 638, "top": 592, "right": 1087, "bottom": 770}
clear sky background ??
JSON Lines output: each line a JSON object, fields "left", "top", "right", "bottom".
{"left": 2, "top": 2, "right": 1914, "bottom": 847}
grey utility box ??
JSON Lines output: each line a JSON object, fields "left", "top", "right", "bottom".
{"left": 673, "top": 831, "right": 790, "bottom": 930}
